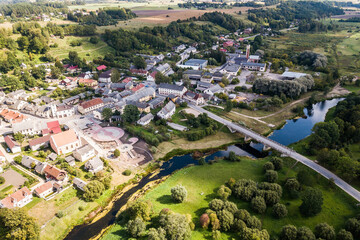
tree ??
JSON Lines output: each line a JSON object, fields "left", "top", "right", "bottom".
{"left": 114, "top": 149, "right": 120, "bottom": 157}
{"left": 199, "top": 213, "right": 210, "bottom": 229}
{"left": 280, "top": 225, "right": 298, "bottom": 240}
{"left": 297, "top": 226, "right": 316, "bottom": 240}
{"left": 314, "top": 223, "right": 335, "bottom": 240}
{"left": 217, "top": 185, "right": 232, "bottom": 200}
{"left": 270, "top": 157, "right": 283, "bottom": 170}
{"left": 148, "top": 228, "right": 166, "bottom": 240}
{"left": 285, "top": 178, "right": 300, "bottom": 192}
{"left": 263, "top": 162, "right": 274, "bottom": 172}
{"left": 0, "top": 208, "right": 39, "bottom": 240}
{"left": 126, "top": 217, "right": 145, "bottom": 238}
{"left": 345, "top": 218, "right": 360, "bottom": 239}
{"left": 225, "top": 100, "right": 233, "bottom": 112}
{"left": 155, "top": 72, "right": 171, "bottom": 84}
{"left": 239, "top": 227, "right": 270, "bottom": 240}
{"left": 251, "top": 196, "right": 266, "bottom": 214}
{"left": 209, "top": 199, "right": 224, "bottom": 212}
{"left": 13, "top": 132, "right": 24, "bottom": 143}
{"left": 217, "top": 209, "right": 234, "bottom": 231}
{"left": 337, "top": 229, "right": 354, "bottom": 240}
{"left": 83, "top": 180, "right": 105, "bottom": 201}
{"left": 212, "top": 230, "right": 221, "bottom": 240}
{"left": 265, "top": 170, "right": 278, "bottom": 183}
{"left": 102, "top": 108, "right": 113, "bottom": 121}
{"left": 171, "top": 185, "right": 187, "bottom": 203}
{"left": 159, "top": 211, "right": 191, "bottom": 240}
{"left": 111, "top": 69, "right": 120, "bottom": 82}
{"left": 227, "top": 151, "right": 240, "bottom": 162}
{"left": 123, "top": 105, "right": 140, "bottom": 123}
{"left": 297, "top": 170, "right": 315, "bottom": 186}
{"left": 299, "top": 188, "right": 323, "bottom": 217}
{"left": 134, "top": 56, "right": 146, "bottom": 69}
{"left": 128, "top": 200, "right": 152, "bottom": 221}
{"left": 272, "top": 203, "right": 288, "bottom": 218}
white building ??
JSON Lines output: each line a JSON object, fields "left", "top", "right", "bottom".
{"left": 0, "top": 187, "right": 32, "bottom": 209}
{"left": 85, "top": 157, "right": 104, "bottom": 174}
{"left": 12, "top": 120, "right": 47, "bottom": 136}
{"left": 34, "top": 181, "right": 54, "bottom": 198}
{"left": 51, "top": 104, "right": 75, "bottom": 118}
{"left": 73, "top": 144, "right": 96, "bottom": 162}
{"left": 78, "top": 98, "right": 104, "bottom": 115}
{"left": 158, "top": 83, "right": 187, "bottom": 97}
{"left": 137, "top": 113, "right": 154, "bottom": 126}
{"left": 157, "top": 101, "right": 176, "bottom": 119}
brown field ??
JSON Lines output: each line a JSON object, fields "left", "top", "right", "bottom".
{"left": 332, "top": 14, "right": 360, "bottom": 19}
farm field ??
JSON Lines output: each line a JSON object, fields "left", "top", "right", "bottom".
{"left": 48, "top": 36, "right": 114, "bottom": 61}
{"left": 103, "top": 157, "right": 358, "bottom": 239}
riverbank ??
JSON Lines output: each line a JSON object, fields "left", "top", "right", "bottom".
{"left": 102, "top": 156, "right": 358, "bottom": 240}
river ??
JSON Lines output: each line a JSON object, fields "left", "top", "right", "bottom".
{"left": 64, "top": 98, "right": 342, "bottom": 240}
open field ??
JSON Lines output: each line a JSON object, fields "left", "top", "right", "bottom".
{"left": 48, "top": 36, "right": 114, "bottom": 61}
{"left": 103, "top": 157, "right": 358, "bottom": 239}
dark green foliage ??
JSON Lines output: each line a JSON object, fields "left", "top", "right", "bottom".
{"left": 299, "top": 188, "right": 323, "bottom": 217}
{"left": 270, "top": 157, "right": 284, "bottom": 171}
{"left": 83, "top": 180, "right": 105, "bottom": 201}
{"left": 226, "top": 151, "right": 241, "bottom": 162}
{"left": 263, "top": 162, "right": 275, "bottom": 172}
{"left": 148, "top": 227, "right": 166, "bottom": 240}
{"left": 217, "top": 185, "right": 232, "bottom": 200}
{"left": 281, "top": 225, "right": 298, "bottom": 240}
{"left": 209, "top": 199, "right": 224, "bottom": 212}
{"left": 239, "top": 227, "right": 270, "bottom": 240}
{"left": 337, "top": 229, "right": 354, "bottom": 240}
{"left": 101, "top": 108, "right": 113, "bottom": 121}
{"left": 297, "top": 170, "right": 315, "bottom": 186}
{"left": 265, "top": 170, "right": 278, "bottom": 183}
{"left": 133, "top": 56, "right": 146, "bottom": 69}
{"left": 171, "top": 185, "right": 187, "bottom": 203}
{"left": 314, "top": 223, "right": 336, "bottom": 240}
{"left": 122, "top": 169, "right": 131, "bottom": 176}
{"left": 272, "top": 203, "right": 288, "bottom": 219}
{"left": 251, "top": 196, "right": 266, "bottom": 214}
{"left": 128, "top": 200, "right": 152, "bottom": 221}
{"left": 297, "top": 226, "right": 316, "bottom": 240}
{"left": 217, "top": 209, "right": 234, "bottom": 231}
{"left": 123, "top": 105, "right": 140, "bottom": 123}
{"left": 345, "top": 218, "right": 360, "bottom": 239}
{"left": 126, "top": 217, "right": 145, "bottom": 238}
{"left": 159, "top": 211, "right": 192, "bottom": 240}
{"left": 0, "top": 208, "right": 39, "bottom": 240}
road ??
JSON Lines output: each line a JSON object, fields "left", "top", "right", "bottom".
{"left": 190, "top": 104, "right": 360, "bottom": 202}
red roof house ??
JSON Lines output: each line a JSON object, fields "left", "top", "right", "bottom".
{"left": 131, "top": 83, "right": 145, "bottom": 93}
{"left": 46, "top": 121, "right": 62, "bottom": 134}
{"left": 223, "top": 41, "right": 234, "bottom": 47}
{"left": 97, "top": 65, "right": 107, "bottom": 71}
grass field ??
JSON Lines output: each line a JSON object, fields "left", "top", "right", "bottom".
{"left": 48, "top": 36, "right": 114, "bottom": 61}
{"left": 103, "top": 157, "right": 358, "bottom": 239}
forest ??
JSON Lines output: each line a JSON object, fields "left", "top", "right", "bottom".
{"left": 0, "top": 2, "right": 67, "bottom": 18}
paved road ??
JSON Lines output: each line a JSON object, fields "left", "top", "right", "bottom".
{"left": 190, "top": 104, "right": 360, "bottom": 202}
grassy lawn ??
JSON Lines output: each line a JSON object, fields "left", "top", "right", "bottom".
{"left": 103, "top": 157, "right": 357, "bottom": 239}
{"left": 343, "top": 84, "right": 360, "bottom": 93}
{"left": 48, "top": 36, "right": 114, "bottom": 61}
{"left": 25, "top": 197, "right": 43, "bottom": 210}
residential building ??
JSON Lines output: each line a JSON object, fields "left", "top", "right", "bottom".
{"left": 204, "top": 84, "right": 225, "bottom": 96}
{"left": 85, "top": 157, "right": 104, "bottom": 174}
{"left": 183, "top": 91, "right": 205, "bottom": 105}
{"left": 148, "top": 97, "right": 165, "bottom": 109}
{"left": 157, "top": 101, "right": 176, "bottom": 119}
{"left": 78, "top": 79, "right": 98, "bottom": 88}
{"left": 183, "top": 69, "right": 203, "bottom": 81}
{"left": 65, "top": 156, "right": 76, "bottom": 166}
{"left": 73, "top": 144, "right": 96, "bottom": 162}
{"left": 78, "top": 98, "right": 104, "bottom": 114}
{"left": 158, "top": 83, "right": 187, "bottom": 97}
{"left": 51, "top": 104, "right": 75, "bottom": 118}
{"left": 155, "top": 63, "right": 174, "bottom": 76}
{"left": 50, "top": 129, "right": 81, "bottom": 155}
{"left": 96, "top": 65, "right": 107, "bottom": 71}
{"left": 241, "top": 62, "right": 266, "bottom": 72}
{"left": 7, "top": 90, "right": 26, "bottom": 100}
{"left": 12, "top": 120, "right": 47, "bottom": 136}
{"left": 21, "top": 155, "right": 39, "bottom": 169}
{"left": 44, "top": 164, "right": 67, "bottom": 182}
{"left": 181, "top": 59, "right": 208, "bottom": 70}
{"left": 43, "top": 121, "right": 62, "bottom": 135}
{"left": 98, "top": 69, "right": 112, "bottom": 83}
{"left": 0, "top": 109, "right": 27, "bottom": 123}
{"left": 125, "top": 87, "right": 155, "bottom": 103}
{"left": 130, "top": 101, "right": 150, "bottom": 113}
{"left": 281, "top": 71, "right": 307, "bottom": 80}
{"left": 137, "top": 113, "right": 154, "bottom": 126}
{"left": 28, "top": 135, "right": 51, "bottom": 151}
{"left": 34, "top": 181, "right": 54, "bottom": 198}
{"left": 73, "top": 178, "right": 87, "bottom": 191}
{"left": 0, "top": 187, "right": 32, "bottom": 209}
{"left": 220, "top": 63, "right": 241, "bottom": 76}
{"left": 4, "top": 136, "right": 21, "bottom": 153}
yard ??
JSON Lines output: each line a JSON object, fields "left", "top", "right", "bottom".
{"left": 103, "top": 157, "right": 358, "bottom": 239}
{"left": 0, "top": 169, "right": 27, "bottom": 191}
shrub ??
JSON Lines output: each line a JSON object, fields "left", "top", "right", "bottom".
{"left": 345, "top": 218, "right": 360, "bottom": 239}
{"left": 297, "top": 226, "right": 315, "bottom": 240}
{"left": 171, "top": 185, "right": 187, "bottom": 203}
{"left": 217, "top": 209, "right": 234, "bottom": 231}
{"left": 280, "top": 225, "right": 298, "bottom": 240}
{"left": 128, "top": 200, "right": 152, "bottom": 221}
{"left": 314, "top": 223, "right": 336, "bottom": 240}
{"left": 251, "top": 196, "right": 266, "bottom": 214}
{"left": 217, "top": 185, "right": 232, "bottom": 200}
{"left": 122, "top": 169, "right": 132, "bottom": 176}
{"left": 209, "top": 199, "right": 224, "bottom": 212}
{"left": 336, "top": 229, "right": 354, "bottom": 240}
{"left": 299, "top": 188, "right": 323, "bottom": 217}
{"left": 114, "top": 149, "right": 120, "bottom": 157}
{"left": 263, "top": 162, "right": 275, "bottom": 171}
{"left": 212, "top": 230, "right": 221, "bottom": 240}
{"left": 78, "top": 206, "right": 85, "bottom": 211}
{"left": 272, "top": 203, "right": 288, "bottom": 218}
{"left": 285, "top": 178, "right": 300, "bottom": 191}
{"left": 0, "top": 176, "right": 5, "bottom": 185}
{"left": 126, "top": 217, "right": 145, "bottom": 238}
{"left": 56, "top": 211, "right": 65, "bottom": 218}
{"left": 270, "top": 157, "right": 283, "bottom": 170}
{"left": 200, "top": 213, "right": 210, "bottom": 229}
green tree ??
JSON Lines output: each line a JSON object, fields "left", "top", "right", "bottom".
{"left": 0, "top": 208, "right": 39, "bottom": 240}
{"left": 126, "top": 217, "right": 145, "bottom": 238}
{"left": 114, "top": 149, "right": 120, "bottom": 157}
{"left": 251, "top": 196, "right": 266, "bottom": 214}
{"left": 159, "top": 211, "right": 191, "bottom": 240}
{"left": 263, "top": 162, "right": 274, "bottom": 172}
{"left": 337, "top": 229, "right": 354, "bottom": 240}
{"left": 270, "top": 157, "right": 283, "bottom": 170}
{"left": 280, "top": 225, "right": 297, "bottom": 240}
{"left": 148, "top": 228, "right": 166, "bottom": 240}
{"left": 225, "top": 100, "right": 233, "bottom": 112}
{"left": 13, "top": 132, "right": 24, "bottom": 143}
{"left": 299, "top": 188, "right": 323, "bottom": 217}
{"left": 345, "top": 218, "right": 360, "bottom": 239}
{"left": 217, "top": 185, "right": 232, "bottom": 200}
{"left": 314, "top": 223, "right": 336, "bottom": 240}
{"left": 111, "top": 69, "right": 120, "bottom": 83}
{"left": 265, "top": 170, "right": 278, "bottom": 183}
{"left": 101, "top": 108, "right": 113, "bottom": 121}
{"left": 297, "top": 226, "right": 315, "bottom": 240}
{"left": 134, "top": 56, "right": 146, "bottom": 69}
{"left": 83, "top": 180, "right": 105, "bottom": 201}
{"left": 123, "top": 105, "right": 140, "bottom": 123}
{"left": 128, "top": 200, "right": 152, "bottom": 221}
{"left": 171, "top": 185, "right": 187, "bottom": 203}
{"left": 272, "top": 203, "right": 288, "bottom": 218}
{"left": 239, "top": 227, "right": 270, "bottom": 240}
{"left": 217, "top": 209, "right": 234, "bottom": 231}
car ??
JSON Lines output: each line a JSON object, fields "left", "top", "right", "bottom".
{"left": 6, "top": 148, "right": 10, "bottom": 153}
{"left": 80, "top": 116, "right": 85, "bottom": 119}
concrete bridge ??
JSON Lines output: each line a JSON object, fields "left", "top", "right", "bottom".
{"left": 190, "top": 104, "right": 360, "bottom": 202}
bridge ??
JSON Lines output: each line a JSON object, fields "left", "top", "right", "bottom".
{"left": 190, "top": 104, "right": 360, "bottom": 202}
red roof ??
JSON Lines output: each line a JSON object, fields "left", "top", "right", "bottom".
{"left": 80, "top": 98, "right": 103, "bottom": 109}
{"left": 46, "top": 121, "right": 62, "bottom": 134}
{"left": 4, "top": 136, "right": 20, "bottom": 150}
{"left": 97, "top": 65, "right": 107, "bottom": 71}
{"left": 68, "top": 65, "right": 78, "bottom": 70}
{"left": 150, "top": 71, "right": 157, "bottom": 78}
{"left": 130, "top": 69, "right": 147, "bottom": 74}
{"left": 0, "top": 187, "right": 31, "bottom": 209}
{"left": 44, "top": 165, "right": 66, "bottom": 181}
{"left": 34, "top": 181, "right": 53, "bottom": 195}
{"left": 131, "top": 83, "right": 145, "bottom": 93}
{"left": 122, "top": 77, "right": 132, "bottom": 83}
{"left": 0, "top": 150, "right": 5, "bottom": 157}
{"left": 29, "top": 135, "right": 51, "bottom": 147}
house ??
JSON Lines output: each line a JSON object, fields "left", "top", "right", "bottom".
{"left": 281, "top": 71, "right": 308, "bottom": 80}
{"left": 43, "top": 121, "right": 62, "bottom": 135}
{"left": 12, "top": 120, "right": 47, "bottom": 136}
{"left": 148, "top": 97, "right": 165, "bottom": 109}
{"left": 85, "top": 157, "right": 104, "bottom": 174}
{"left": 78, "top": 79, "right": 98, "bottom": 88}
{"left": 130, "top": 69, "right": 148, "bottom": 76}
{"left": 175, "top": 44, "right": 186, "bottom": 52}
{"left": 78, "top": 98, "right": 104, "bottom": 114}
{"left": 183, "top": 70, "right": 203, "bottom": 81}
{"left": 204, "top": 84, "right": 225, "bottom": 96}
{"left": 44, "top": 164, "right": 67, "bottom": 182}
{"left": 98, "top": 69, "right": 113, "bottom": 83}
{"left": 183, "top": 91, "right": 205, "bottom": 105}
{"left": 137, "top": 113, "right": 154, "bottom": 126}
{"left": 131, "top": 83, "right": 145, "bottom": 93}
{"left": 47, "top": 153, "right": 58, "bottom": 161}
{"left": 125, "top": 87, "right": 155, "bottom": 103}
{"left": 73, "top": 177, "right": 87, "bottom": 191}
{"left": 157, "top": 101, "right": 176, "bottom": 119}
{"left": 65, "top": 156, "right": 76, "bottom": 167}
{"left": 73, "top": 144, "right": 96, "bottom": 162}
{"left": 4, "top": 136, "right": 21, "bottom": 153}
{"left": 221, "top": 63, "right": 242, "bottom": 76}
{"left": 158, "top": 83, "right": 187, "bottom": 97}
{"left": 34, "top": 181, "right": 54, "bottom": 198}
{"left": 196, "top": 81, "right": 212, "bottom": 92}
{"left": 60, "top": 77, "right": 78, "bottom": 88}
{"left": 51, "top": 104, "right": 75, "bottom": 118}
{"left": 7, "top": 90, "right": 26, "bottom": 100}
{"left": 223, "top": 41, "right": 234, "bottom": 47}
{"left": 0, "top": 187, "right": 32, "bottom": 209}
{"left": 50, "top": 129, "right": 81, "bottom": 155}
{"left": 155, "top": 63, "right": 174, "bottom": 76}
{"left": 21, "top": 155, "right": 39, "bottom": 169}
{"left": 96, "top": 65, "right": 107, "bottom": 71}
{"left": 147, "top": 71, "right": 157, "bottom": 82}
{"left": 28, "top": 135, "right": 51, "bottom": 151}
{"left": 182, "top": 59, "right": 208, "bottom": 70}
{"left": 0, "top": 109, "right": 27, "bottom": 123}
